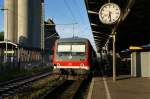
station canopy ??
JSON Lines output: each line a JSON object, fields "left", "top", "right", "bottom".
{"left": 0, "top": 41, "right": 18, "bottom": 49}
{"left": 85, "top": 0, "right": 150, "bottom": 52}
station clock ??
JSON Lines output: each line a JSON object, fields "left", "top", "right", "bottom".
{"left": 99, "top": 3, "right": 121, "bottom": 24}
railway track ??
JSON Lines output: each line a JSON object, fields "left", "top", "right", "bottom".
{"left": 0, "top": 72, "right": 52, "bottom": 98}
{"left": 40, "top": 80, "right": 84, "bottom": 99}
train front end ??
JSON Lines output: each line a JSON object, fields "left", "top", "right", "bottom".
{"left": 53, "top": 38, "right": 91, "bottom": 76}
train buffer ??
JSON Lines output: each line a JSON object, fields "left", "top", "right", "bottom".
{"left": 87, "top": 75, "right": 150, "bottom": 99}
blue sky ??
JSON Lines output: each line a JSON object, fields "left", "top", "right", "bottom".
{"left": 0, "top": 0, "right": 96, "bottom": 50}
{"left": 0, "top": 0, "right": 3, "bottom": 31}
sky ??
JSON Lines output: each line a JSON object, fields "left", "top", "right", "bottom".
{"left": 0, "top": 0, "right": 96, "bottom": 50}
{"left": 0, "top": 0, "right": 3, "bottom": 31}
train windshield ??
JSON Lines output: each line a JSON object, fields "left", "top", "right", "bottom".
{"left": 56, "top": 42, "right": 86, "bottom": 61}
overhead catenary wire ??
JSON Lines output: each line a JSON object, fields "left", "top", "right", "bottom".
{"left": 64, "top": 0, "right": 90, "bottom": 37}
{"left": 73, "top": 0, "right": 83, "bottom": 21}
{"left": 63, "top": 0, "right": 80, "bottom": 36}
{"left": 63, "top": 0, "right": 77, "bottom": 23}
{"left": 73, "top": 0, "right": 88, "bottom": 35}
{"left": 73, "top": 0, "right": 96, "bottom": 43}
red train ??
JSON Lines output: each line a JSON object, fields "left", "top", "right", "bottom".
{"left": 52, "top": 37, "right": 97, "bottom": 77}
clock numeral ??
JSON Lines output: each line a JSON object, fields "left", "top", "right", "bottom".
{"left": 116, "top": 12, "right": 119, "bottom": 15}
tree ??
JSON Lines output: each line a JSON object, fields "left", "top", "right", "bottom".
{"left": 0, "top": 31, "right": 4, "bottom": 41}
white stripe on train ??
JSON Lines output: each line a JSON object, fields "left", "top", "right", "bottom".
{"left": 54, "top": 65, "right": 90, "bottom": 70}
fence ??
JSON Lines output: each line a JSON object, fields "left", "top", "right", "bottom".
{"left": 0, "top": 44, "right": 53, "bottom": 72}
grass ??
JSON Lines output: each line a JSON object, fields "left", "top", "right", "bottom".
{"left": 0, "top": 68, "right": 31, "bottom": 82}
{"left": 0, "top": 63, "right": 53, "bottom": 82}
{"left": 7, "top": 75, "right": 61, "bottom": 99}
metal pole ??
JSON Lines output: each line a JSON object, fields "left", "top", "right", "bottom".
{"left": 73, "top": 24, "right": 74, "bottom": 37}
{"left": 17, "top": 47, "right": 20, "bottom": 68}
{"left": 41, "top": 1, "right": 45, "bottom": 64}
{"left": 41, "top": 2, "right": 45, "bottom": 50}
{"left": 113, "top": 34, "right": 116, "bottom": 81}
{"left": 72, "top": 23, "right": 77, "bottom": 37}
{"left": 6, "top": 9, "right": 8, "bottom": 63}
{"left": 100, "top": 52, "right": 104, "bottom": 75}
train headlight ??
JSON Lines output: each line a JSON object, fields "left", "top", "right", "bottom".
{"left": 80, "top": 63, "right": 84, "bottom": 67}
{"left": 57, "top": 63, "right": 60, "bottom": 66}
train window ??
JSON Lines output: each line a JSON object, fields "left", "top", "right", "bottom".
{"left": 57, "top": 45, "right": 71, "bottom": 52}
{"left": 72, "top": 45, "right": 85, "bottom": 52}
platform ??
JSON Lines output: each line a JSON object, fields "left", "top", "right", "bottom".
{"left": 87, "top": 76, "right": 150, "bottom": 99}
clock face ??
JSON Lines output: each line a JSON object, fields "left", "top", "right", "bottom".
{"left": 99, "top": 3, "right": 121, "bottom": 24}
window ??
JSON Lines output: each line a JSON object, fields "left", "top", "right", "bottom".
{"left": 72, "top": 45, "right": 85, "bottom": 52}
{"left": 57, "top": 45, "right": 71, "bottom": 52}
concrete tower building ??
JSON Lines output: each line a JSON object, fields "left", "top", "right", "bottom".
{"left": 31, "top": 0, "right": 42, "bottom": 48}
{"left": 17, "top": 0, "right": 29, "bottom": 46}
{"left": 4, "top": 0, "right": 42, "bottom": 48}
{"left": 4, "top": 0, "right": 17, "bottom": 43}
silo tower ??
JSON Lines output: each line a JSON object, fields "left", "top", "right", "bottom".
{"left": 31, "top": 0, "right": 42, "bottom": 48}
{"left": 17, "top": 0, "right": 42, "bottom": 48}
{"left": 4, "top": 0, "right": 17, "bottom": 43}
{"left": 17, "top": 0, "right": 30, "bottom": 46}
{"left": 4, "top": 0, "right": 43, "bottom": 48}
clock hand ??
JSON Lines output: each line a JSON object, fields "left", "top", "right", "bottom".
{"left": 109, "top": 11, "right": 111, "bottom": 22}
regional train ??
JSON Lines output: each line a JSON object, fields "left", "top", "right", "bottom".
{"left": 52, "top": 37, "right": 97, "bottom": 78}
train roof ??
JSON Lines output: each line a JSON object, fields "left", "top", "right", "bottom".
{"left": 57, "top": 37, "right": 89, "bottom": 43}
